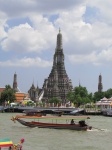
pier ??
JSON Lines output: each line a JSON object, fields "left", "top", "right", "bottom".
{"left": 1, "top": 106, "right": 103, "bottom": 115}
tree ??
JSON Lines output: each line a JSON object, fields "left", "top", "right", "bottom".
{"left": 48, "top": 97, "right": 60, "bottom": 105}
{"left": 74, "top": 86, "right": 92, "bottom": 105}
{"left": 66, "top": 91, "right": 75, "bottom": 103}
{"left": 26, "top": 101, "right": 35, "bottom": 106}
{"left": 0, "top": 85, "right": 16, "bottom": 105}
{"left": 93, "top": 91, "right": 105, "bottom": 102}
{"left": 104, "top": 88, "right": 112, "bottom": 98}
{"left": 67, "top": 86, "right": 92, "bottom": 106}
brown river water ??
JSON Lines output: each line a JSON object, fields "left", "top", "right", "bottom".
{"left": 0, "top": 113, "right": 112, "bottom": 150}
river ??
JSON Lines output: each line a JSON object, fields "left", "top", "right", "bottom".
{"left": 0, "top": 113, "right": 112, "bottom": 150}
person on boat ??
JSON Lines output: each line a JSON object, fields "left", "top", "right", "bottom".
{"left": 17, "top": 138, "right": 25, "bottom": 150}
{"left": 70, "top": 119, "right": 75, "bottom": 124}
{"left": 11, "top": 138, "right": 25, "bottom": 150}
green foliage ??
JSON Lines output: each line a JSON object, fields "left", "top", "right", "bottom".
{"left": 67, "top": 86, "right": 92, "bottom": 106}
{"left": 93, "top": 91, "right": 105, "bottom": 102}
{"left": 0, "top": 85, "right": 16, "bottom": 104}
{"left": 104, "top": 88, "right": 112, "bottom": 98}
{"left": 48, "top": 97, "right": 60, "bottom": 104}
{"left": 66, "top": 91, "right": 75, "bottom": 103}
{"left": 26, "top": 101, "right": 35, "bottom": 106}
{"left": 93, "top": 88, "right": 112, "bottom": 102}
{"left": 67, "top": 86, "right": 112, "bottom": 105}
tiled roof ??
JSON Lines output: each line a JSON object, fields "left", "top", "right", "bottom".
{"left": 0, "top": 88, "right": 5, "bottom": 92}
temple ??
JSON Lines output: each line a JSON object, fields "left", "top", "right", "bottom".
{"left": 13, "top": 72, "right": 20, "bottom": 92}
{"left": 42, "top": 30, "right": 73, "bottom": 103}
{"left": 98, "top": 74, "right": 103, "bottom": 92}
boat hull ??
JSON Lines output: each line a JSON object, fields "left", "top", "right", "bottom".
{"left": 16, "top": 119, "right": 92, "bottom": 131}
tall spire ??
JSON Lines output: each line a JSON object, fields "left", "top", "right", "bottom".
{"left": 79, "top": 80, "right": 81, "bottom": 87}
{"left": 56, "top": 28, "right": 62, "bottom": 49}
{"left": 98, "top": 73, "right": 103, "bottom": 92}
{"left": 42, "top": 30, "right": 73, "bottom": 102}
{"left": 59, "top": 28, "right": 61, "bottom": 33}
{"left": 13, "top": 72, "right": 19, "bottom": 92}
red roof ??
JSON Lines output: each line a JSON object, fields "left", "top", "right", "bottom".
{"left": 0, "top": 88, "right": 5, "bottom": 92}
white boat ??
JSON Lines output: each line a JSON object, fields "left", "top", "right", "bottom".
{"left": 70, "top": 108, "right": 84, "bottom": 115}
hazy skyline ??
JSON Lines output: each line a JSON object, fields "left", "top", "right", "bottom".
{"left": 0, "top": 0, "right": 112, "bottom": 93}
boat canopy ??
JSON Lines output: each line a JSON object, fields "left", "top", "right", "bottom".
{"left": 0, "top": 138, "right": 13, "bottom": 147}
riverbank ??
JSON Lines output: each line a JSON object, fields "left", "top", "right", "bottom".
{"left": 0, "top": 106, "right": 103, "bottom": 115}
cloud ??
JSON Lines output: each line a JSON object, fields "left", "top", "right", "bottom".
{"left": 0, "top": 56, "right": 52, "bottom": 67}
{"left": 0, "top": 0, "right": 86, "bottom": 18}
{"left": 86, "top": 0, "right": 112, "bottom": 24}
{"left": 0, "top": 11, "right": 7, "bottom": 40}
{"left": 1, "top": 22, "right": 56, "bottom": 53}
{"left": 0, "top": 25, "right": 7, "bottom": 41}
{"left": 68, "top": 46, "right": 112, "bottom": 66}
{"left": 0, "top": 0, "right": 112, "bottom": 68}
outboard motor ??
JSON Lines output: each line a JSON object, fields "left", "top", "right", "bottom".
{"left": 79, "top": 120, "right": 87, "bottom": 127}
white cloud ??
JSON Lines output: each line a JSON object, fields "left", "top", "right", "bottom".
{"left": 86, "top": 0, "right": 112, "bottom": 24}
{"left": 0, "top": 25, "right": 7, "bottom": 41}
{"left": 1, "top": 22, "right": 56, "bottom": 53}
{"left": 0, "top": 0, "right": 85, "bottom": 18}
{"left": 0, "top": 11, "right": 7, "bottom": 40}
{"left": 68, "top": 46, "right": 112, "bottom": 66}
{"left": 0, "top": 0, "right": 112, "bottom": 68}
{"left": 0, "top": 56, "right": 52, "bottom": 67}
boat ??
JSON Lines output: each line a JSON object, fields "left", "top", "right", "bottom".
{"left": 0, "top": 138, "right": 24, "bottom": 149}
{"left": 102, "top": 108, "right": 112, "bottom": 116}
{"left": 70, "top": 108, "right": 85, "bottom": 115}
{"left": 23, "top": 109, "right": 46, "bottom": 116}
{"left": 13, "top": 110, "right": 46, "bottom": 119}
{"left": 11, "top": 115, "right": 92, "bottom": 131}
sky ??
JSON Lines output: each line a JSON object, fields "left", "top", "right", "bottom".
{"left": 0, "top": 0, "right": 112, "bottom": 94}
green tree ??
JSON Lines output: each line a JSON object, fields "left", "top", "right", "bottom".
{"left": 104, "top": 88, "right": 112, "bottom": 98}
{"left": 26, "top": 101, "right": 35, "bottom": 106}
{"left": 0, "top": 85, "right": 16, "bottom": 105}
{"left": 93, "top": 91, "right": 105, "bottom": 102}
{"left": 74, "top": 86, "right": 91, "bottom": 105}
{"left": 67, "top": 86, "right": 92, "bottom": 106}
{"left": 66, "top": 91, "right": 75, "bottom": 103}
{"left": 48, "top": 97, "right": 60, "bottom": 105}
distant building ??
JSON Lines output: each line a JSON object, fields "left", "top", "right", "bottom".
{"left": 12, "top": 72, "right": 29, "bottom": 103}
{"left": 98, "top": 74, "right": 103, "bottom": 92}
{"left": 0, "top": 87, "right": 5, "bottom": 99}
{"left": 0, "top": 87, "right": 27, "bottom": 103}
{"left": 15, "top": 92, "right": 28, "bottom": 103}
{"left": 13, "top": 72, "right": 20, "bottom": 92}
{"left": 42, "top": 29, "right": 73, "bottom": 103}
{"left": 28, "top": 82, "right": 39, "bottom": 102}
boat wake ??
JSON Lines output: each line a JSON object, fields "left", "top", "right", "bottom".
{"left": 87, "top": 128, "right": 108, "bottom": 132}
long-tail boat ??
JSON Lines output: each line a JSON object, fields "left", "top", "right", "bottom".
{"left": 0, "top": 138, "right": 25, "bottom": 150}
{"left": 11, "top": 115, "right": 92, "bottom": 131}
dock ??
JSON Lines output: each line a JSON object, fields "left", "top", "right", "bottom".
{"left": 84, "top": 108, "right": 102, "bottom": 115}
{"left": 1, "top": 106, "right": 103, "bottom": 115}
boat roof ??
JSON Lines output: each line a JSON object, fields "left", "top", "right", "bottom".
{"left": 0, "top": 138, "right": 13, "bottom": 147}
{"left": 16, "top": 115, "right": 90, "bottom": 120}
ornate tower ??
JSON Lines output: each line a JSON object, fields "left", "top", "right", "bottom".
{"left": 98, "top": 74, "right": 103, "bottom": 92}
{"left": 13, "top": 72, "right": 19, "bottom": 92}
{"left": 42, "top": 30, "right": 73, "bottom": 102}
{"left": 28, "top": 82, "right": 39, "bottom": 102}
